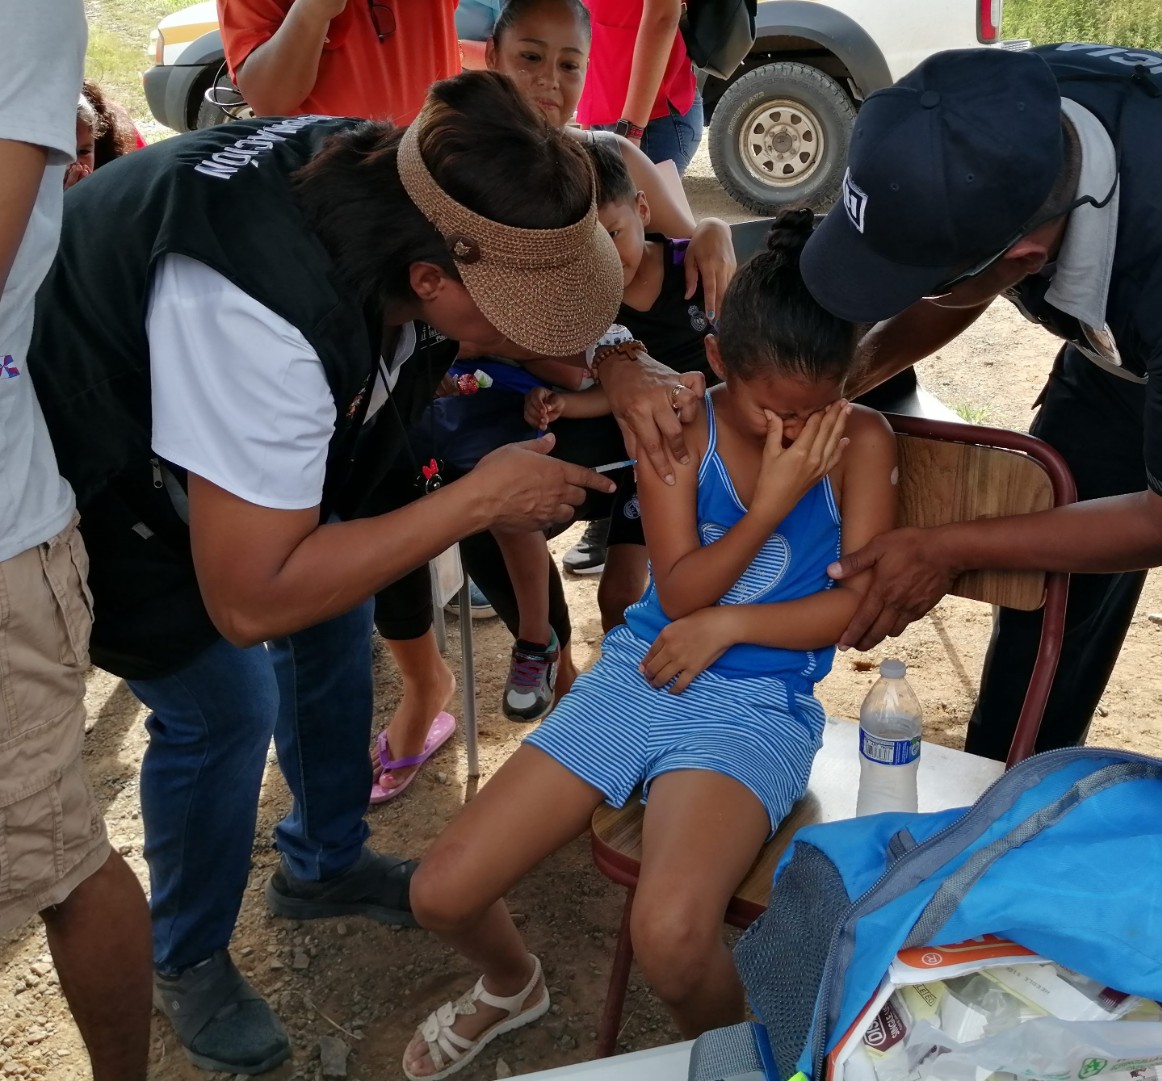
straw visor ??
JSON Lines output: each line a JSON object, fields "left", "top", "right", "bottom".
{"left": 397, "top": 115, "right": 623, "bottom": 357}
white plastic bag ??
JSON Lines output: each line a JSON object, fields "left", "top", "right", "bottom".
{"left": 907, "top": 1017, "right": 1162, "bottom": 1081}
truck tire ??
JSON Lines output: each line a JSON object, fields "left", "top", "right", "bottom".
{"left": 194, "top": 65, "right": 252, "bottom": 130}
{"left": 709, "top": 61, "right": 856, "bottom": 215}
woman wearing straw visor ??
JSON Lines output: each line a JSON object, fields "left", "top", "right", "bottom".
{"left": 25, "top": 71, "right": 669, "bottom": 1075}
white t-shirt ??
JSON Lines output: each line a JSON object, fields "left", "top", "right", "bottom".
{"left": 0, "top": 1, "right": 87, "bottom": 561}
{"left": 146, "top": 254, "right": 415, "bottom": 510}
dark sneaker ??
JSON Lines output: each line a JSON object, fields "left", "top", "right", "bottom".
{"left": 265, "top": 847, "right": 418, "bottom": 926}
{"left": 562, "top": 518, "right": 609, "bottom": 575}
{"left": 503, "top": 631, "right": 560, "bottom": 723}
{"left": 153, "top": 951, "right": 290, "bottom": 1075}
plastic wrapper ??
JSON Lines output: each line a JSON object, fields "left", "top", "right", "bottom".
{"left": 831, "top": 937, "right": 1162, "bottom": 1081}
{"left": 906, "top": 1016, "right": 1162, "bottom": 1081}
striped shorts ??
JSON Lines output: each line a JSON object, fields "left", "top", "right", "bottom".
{"left": 524, "top": 624, "right": 825, "bottom": 834}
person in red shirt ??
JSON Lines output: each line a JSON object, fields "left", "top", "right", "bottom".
{"left": 219, "top": 0, "right": 460, "bottom": 125}
{"left": 578, "top": 0, "right": 702, "bottom": 175}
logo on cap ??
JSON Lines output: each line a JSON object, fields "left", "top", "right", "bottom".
{"left": 842, "top": 169, "right": 868, "bottom": 234}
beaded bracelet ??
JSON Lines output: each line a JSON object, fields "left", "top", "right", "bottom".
{"left": 590, "top": 338, "right": 646, "bottom": 386}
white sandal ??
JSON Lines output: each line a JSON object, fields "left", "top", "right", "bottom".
{"left": 402, "top": 954, "right": 550, "bottom": 1081}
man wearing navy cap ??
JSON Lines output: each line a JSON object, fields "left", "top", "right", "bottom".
{"left": 803, "top": 43, "right": 1162, "bottom": 761}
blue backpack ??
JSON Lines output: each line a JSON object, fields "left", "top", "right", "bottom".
{"left": 690, "top": 748, "right": 1162, "bottom": 1081}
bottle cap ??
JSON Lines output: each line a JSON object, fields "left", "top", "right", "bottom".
{"left": 880, "top": 659, "right": 906, "bottom": 679}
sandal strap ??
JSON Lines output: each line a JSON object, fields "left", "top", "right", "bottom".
{"left": 419, "top": 999, "right": 477, "bottom": 1070}
{"left": 472, "top": 955, "right": 542, "bottom": 1014}
{"left": 415, "top": 956, "right": 543, "bottom": 1071}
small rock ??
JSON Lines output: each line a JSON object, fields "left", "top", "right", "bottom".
{"left": 239, "top": 946, "right": 253, "bottom": 957}
{"left": 557, "top": 1034, "right": 577, "bottom": 1051}
{"left": 117, "top": 843, "right": 133, "bottom": 856}
{"left": 1149, "top": 613, "right": 1162, "bottom": 626}
{"left": 336, "top": 922, "right": 349, "bottom": 937}
{"left": 318, "top": 1036, "right": 349, "bottom": 1078}
{"left": 28, "top": 965, "right": 50, "bottom": 979}
{"left": 435, "top": 771, "right": 449, "bottom": 785}
{"left": 269, "top": 959, "right": 285, "bottom": 971}
{"left": 495, "top": 1057, "right": 513, "bottom": 1078}
{"left": 292, "top": 949, "right": 310, "bottom": 971}
{"left": 510, "top": 912, "right": 527, "bottom": 927}
{"left": 1096, "top": 703, "right": 1109, "bottom": 718}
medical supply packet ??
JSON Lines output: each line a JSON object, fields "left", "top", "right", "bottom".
{"left": 827, "top": 937, "right": 1162, "bottom": 1081}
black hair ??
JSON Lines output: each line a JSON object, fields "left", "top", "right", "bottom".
{"left": 293, "top": 70, "right": 594, "bottom": 305}
{"left": 716, "top": 208, "right": 858, "bottom": 383}
{"left": 493, "top": 0, "right": 591, "bottom": 44}
{"left": 583, "top": 137, "right": 636, "bottom": 207}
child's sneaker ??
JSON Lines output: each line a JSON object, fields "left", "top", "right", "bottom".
{"left": 502, "top": 631, "right": 560, "bottom": 723}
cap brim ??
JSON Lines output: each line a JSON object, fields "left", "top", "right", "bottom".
{"left": 802, "top": 203, "right": 963, "bottom": 324}
{"left": 459, "top": 218, "right": 624, "bottom": 357}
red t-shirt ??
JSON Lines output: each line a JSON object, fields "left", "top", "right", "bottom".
{"left": 219, "top": 0, "right": 461, "bottom": 125}
{"left": 576, "top": 0, "right": 696, "bottom": 126}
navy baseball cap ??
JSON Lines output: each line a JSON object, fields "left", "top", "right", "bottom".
{"left": 801, "top": 48, "right": 1064, "bottom": 323}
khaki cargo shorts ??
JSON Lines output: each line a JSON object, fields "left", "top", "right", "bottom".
{"left": 0, "top": 515, "right": 109, "bottom": 934}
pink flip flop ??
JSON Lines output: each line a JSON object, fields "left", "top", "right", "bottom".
{"left": 369, "top": 711, "right": 456, "bottom": 804}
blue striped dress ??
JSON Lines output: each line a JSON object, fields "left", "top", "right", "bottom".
{"left": 525, "top": 392, "right": 842, "bottom": 831}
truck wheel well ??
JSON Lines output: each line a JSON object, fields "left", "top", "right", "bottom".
{"left": 702, "top": 44, "right": 855, "bottom": 122}
{"left": 186, "top": 63, "right": 219, "bottom": 131}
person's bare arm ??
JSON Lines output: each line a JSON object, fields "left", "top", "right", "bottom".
{"left": 0, "top": 140, "right": 48, "bottom": 296}
{"left": 521, "top": 356, "right": 589, "bottom": 389}
{"left": 188, "top": 435, "right": 615, "bottom": 646}
{"left": 231, "top": 0, "right": 346, "bottom": 116}
{"left": 557, "top": 386, "right": 611, "bottom": 419}
{"left": 459, "top": 39, "right": 488, "bottom": 70}
{"left": 849, "top": 299, "right": 992, "bottom": 397}
{"left": 620, "top": 0, "right": 682, "bottom": 135}
{"left": 829, "top": 490, "right": 1162, "bottom": 652}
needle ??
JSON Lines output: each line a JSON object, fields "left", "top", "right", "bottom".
{"left": 594, "top": 459, "right": 637, "bottom": 474}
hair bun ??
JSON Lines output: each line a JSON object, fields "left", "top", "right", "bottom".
{"left": 765, "top": 207, "right": 816, "bottom": 258}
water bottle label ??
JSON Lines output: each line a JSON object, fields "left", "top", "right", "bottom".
{"left": 860, "top": 729, "right": 921, "bottom": 766}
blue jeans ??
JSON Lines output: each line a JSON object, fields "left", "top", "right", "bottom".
{"left": 130, "top": 600, "right": 374, "bottom": 973}
{"left": 597, "top": 91, "right": 704, "bottom": 177}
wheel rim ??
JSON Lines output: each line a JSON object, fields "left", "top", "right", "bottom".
{"left": 737, "top": 98, "right": 825, "bottom": 189}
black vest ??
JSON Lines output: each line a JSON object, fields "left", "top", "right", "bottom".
{"left": 1008, "top": 45, "right": 1162, "bottom": 379}
{"left": 29, "top": 117, "right": 450, "bottom": 678}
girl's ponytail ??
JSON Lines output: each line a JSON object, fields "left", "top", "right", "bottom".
{"left": 765, "top": 207, "right": 815, "bottom": 261}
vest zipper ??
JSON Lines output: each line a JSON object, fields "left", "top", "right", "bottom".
{"left": 150, "top": 457, "right": 163, "bottom": 489}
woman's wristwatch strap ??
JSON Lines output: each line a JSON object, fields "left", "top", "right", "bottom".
{"left": 614, "top": 119, "right": 645, "bottom": 140}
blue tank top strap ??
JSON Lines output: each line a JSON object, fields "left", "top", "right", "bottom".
{"left": 699, "top": 390, "right": 718, "bottom": 483}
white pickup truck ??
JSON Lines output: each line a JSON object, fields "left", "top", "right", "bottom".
{"left": 144, "top": 0, "right": 1028, "bottom": 215}
{"left": 703, "top": 0, "right": 1030, "bottom": 213}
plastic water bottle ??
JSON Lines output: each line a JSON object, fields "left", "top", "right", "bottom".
{"left": 856, "top": 659, "right": 922, "bottom": 816}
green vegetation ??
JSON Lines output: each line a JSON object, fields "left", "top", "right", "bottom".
{"left": 85, "top": 0, "right": 190, "bottom": 132}
{"left": 953, "top": 401, "right": 992, "bottom": 425}
{"left": 1005, "top": 0, "right": 1162, "bottom": 48}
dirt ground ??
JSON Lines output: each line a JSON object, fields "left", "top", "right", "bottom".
{"left": 3, "top": 145, "right": 1161, "bottom": 1081}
